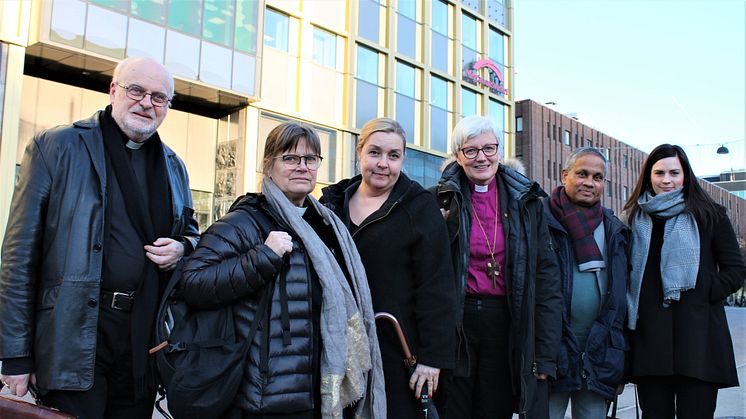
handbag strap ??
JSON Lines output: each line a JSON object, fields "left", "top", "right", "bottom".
{"left": 634, "top": 384, "right": 640, "bottom": 419}
{"left": 240, "top": 278, "right": 274, "bottom": 359}
{"left": 609, "top": 394, "right": 618, "bottom": 418}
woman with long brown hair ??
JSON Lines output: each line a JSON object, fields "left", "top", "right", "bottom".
{"left": 624, "top": 144, "right": 746, "bottom": 418}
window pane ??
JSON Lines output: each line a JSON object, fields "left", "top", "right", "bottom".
{"left": 235, "top": 0, "right": 259, "bottom": 54}
{"left": 489, "top": 99, "right": 504, "bottom": 141}
{"left": 431, "top": 75, "right": 447, "bottom": 109}
{"left": 131, "top": 0, "right": 166, "bottom": 25}
{"left": 356, "top": 79, "right": 378, "bottom": 128}
{"left": 50, "top": 0, "right": 86, "bottom": 48}
{"left": 203, "top": 0, "right": 235, "bottom": 47}
{"left": 85, "top": 5, "right": 127, "bottom": 58}
{"left": 430, "top": 106, "right": 448, "bottom": 152}
{"left": 358, "top": 0, "right": 380, "bottom": 43}
{"left": 487, "top": 0, "right": 506, "bottom": 27}
{"left": 264, "top": 8, "right": 288, "bottom": 51}
{"left": 312, "top": 27, "right": 337, "bottom": 68}
{"left": 396, "top": 61, "right": 415, "bottom": 97}
{"left": 200, "top": 41, "right": 232, "bottom": 88}
{"left": 404, "top": 148, "right": 444, "bottom": 189}
{"left": 462, "top": 13, "right": 477, "bottom": 50}
{"left": 432, "top": 0, "right": 448, "bottom": 35}
{"left": 397, "top": 15, "right": 416, "bottom": 58}
{"left": 127, "top": 18, "right": 165, "bottom": 61}
{"left": 489, "top": 28, "right": 504, "bottom": 65}
{"left": 462, "top": 46, "right": 477, "bottom": 86}
{"left": 399, "top": 0, "right": 416, "bottom": 20}
{"left": 462, "top": 0, "right": 481, "bottom": 14}
{"left": 90, "top": 0, "right": 128, "bottom": 12}
{"left": 396, "top": 94, "right": 415, "bottom": 144}
{"left": 232, "top": 51, "right": 256, "bottom": 95}
{"left": 357, "top": 45, "right": 378, "bottom": 84}
{"left": 461, "top": 87, "right": 477, "bottom": 117}
{"left": 169, "top": 0, "right": 203, "bottom": 36}
{"left": 431, "top": 31, "right": 448, "bottom": 73}
{"left": 165, "top": 30, "right": 200, "bottom": 79}
{"left": 516, "top": 116, "right": 523, "bottom": 132}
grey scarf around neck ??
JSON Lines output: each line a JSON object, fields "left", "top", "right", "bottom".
{"left": 261, "top": 177, "right": 386, "bottom": 418}
{"left": 627, "top": 188, "right": 700, "bottom": 330}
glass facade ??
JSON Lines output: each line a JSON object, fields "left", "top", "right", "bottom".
{"left": 462, "top": 87, "right": 478, "bottom": 117}
{"left": 47, "top": 0, "right": 259, "bottom": 95}
{"left": 356, "top": 44, "right": 382, "bottom": 128}
{"left": 431, "top": 0, "right": 449, "bottom": 74}
{"left": 264, "top": 8, "right": 289, "bottom": 52}
{"left": 397, "top": 0, "right": 418, "bottom": 59}
{"left": 396, "top": 61, "right": 417, "bottom": 143}
{"left": 430, "top": 75, "right": 449, "bottom": 152}
{"left": 358, "top": 0, "right": 381, "bottom": 43}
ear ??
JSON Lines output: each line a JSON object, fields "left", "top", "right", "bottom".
{"left": 109, "top": 81, "right": 118, "bottom": 101}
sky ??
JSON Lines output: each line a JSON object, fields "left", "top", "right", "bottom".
{"left": 513, "top": 0, "right": 745, "bottom": 177}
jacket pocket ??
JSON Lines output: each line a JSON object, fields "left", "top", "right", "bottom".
{"left": 590, "top": 325, "right": 625, "bottom": 386}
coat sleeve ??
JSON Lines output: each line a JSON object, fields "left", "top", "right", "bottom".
{"left": 707, "top": 209, "right": 746, "bottom": 303}
{"left": 181, "top": 209, "right": 283, "bottom": 309}
{"left": 409, "top": 194, "right": 458, "bottom": 369}
{"left": 0, "top": 137, "right": 53, "bottom": 364}
{"left": 532, "top": 203, "right": 563, "bottom": 378}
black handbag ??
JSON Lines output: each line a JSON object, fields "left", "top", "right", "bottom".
{"left": 150, "top": 260, "right": 272, "bottom": 419}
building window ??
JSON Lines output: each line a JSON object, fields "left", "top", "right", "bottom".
{"left": 547, "top": 159, "right": 551, "bottom": 179}
{"left": 356, "top": 44, "right": 381, "bottom": 128}
{"left": 623, "top": 186, "right": 629, "bottom": 201}
{"left": 623, "top": 153, "right": 628, "bottom": 168}
{"left": 131, "top": 0, "right": 167, "bottom": 25}
{"left": 563, "top": 130, "right": 570, "bottom": 145}
{"left": 395, "top": 61, "right": 417, "bottom": 144}
{"left": 461, "top": 12, "right": 479, "bottom": 86}
{"left": 487, "top": 0, "right": 506, "bottom": 26}
{"left": 462, "top": 0, "right": 481, "bottom": 13}
{"left": 430, "top": 74, "right": 449, "bottom": 152}
{"left": 203, "top": 0, "right": 235, "bottom": 47}
{"left": 397, "top": 2, "right": 417, "bottom": 59}
{"left": 489, "top": 99, "right": 505, "bottom": 143}
{"left": 586, "top": 138, "right": 592, "bottom": 147}
{"left": 575, "top": 133, "right": 579, "bottom": 147}
{"left": 403, "top": 148, "right": 444, "bottom": 189}
{"left": 168, "top": 0, "right": 202, "bottom": 36}
{"left": 606, "top": 180, "right": 612, "bottom": 197}
{"left": 546, "top": 122, "right": 550, "bottom": 138}
{"left": 359, "top": 0, "right": 381, "bottom": 42}
{"left": 264, "top": 8, "right": 289, "bottom": 52}
{"left": 431, "top": 0, "right": 449, "bottom": 73}
{"left": 516, "top": 116, "right": 523, "bottom": 132}
{"left": 461, "top": 87, "right": 478, "bottom": 117}
{"left": 235, "top": 0, "right": 259, "bottom": 54}
{"left": 312, "top": 26, "right": 337, "bottom": 68}
{"left": 489, "top": 28, "right": 504, "bottom": 66}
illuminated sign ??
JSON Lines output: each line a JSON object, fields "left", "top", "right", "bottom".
{"left": 463, "top": 59, "right": 508, "bottom": 96}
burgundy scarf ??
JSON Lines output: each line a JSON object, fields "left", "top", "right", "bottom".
{"left": 550, "top": 186, "right": 605, "bottom": 271}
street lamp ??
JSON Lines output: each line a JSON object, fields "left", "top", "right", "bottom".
{"left": 717, "top": 145, "right": 730, "bottom": 154}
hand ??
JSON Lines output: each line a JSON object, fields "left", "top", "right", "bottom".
{"left": 145, "top": 238, "right": 185, "bottom": 271}
{"left": 439, "top": 208, "right": 450, "bottom": 219}
{"left": 1, "top": 373, "right": 35, "bottom": 397}
{"left": 535, "top": 373, "right": 548, "bottom": 380}
{"left": 616, "top": 384, "right": 625, "bottom": 395}
{"left": 408, "top": 364, "right": 440, "bottom": 399}
{"left": 265, "top": 231, "right": 293, "bottom": 257}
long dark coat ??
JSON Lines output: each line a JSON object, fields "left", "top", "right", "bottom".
{"left": 630, "top": 206, "right": 746, "bottom": 388}
{"left": 321, "top": 173, "right": 457, "bottom": 418}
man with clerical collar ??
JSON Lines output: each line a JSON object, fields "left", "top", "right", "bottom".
{"left": 543, "top": 147, "right": 630, "bottom": 419}
{"left": 0, "top": 57, "right": 199, "bottom": 418}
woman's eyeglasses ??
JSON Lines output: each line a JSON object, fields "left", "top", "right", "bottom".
{"left": 459, "top": 144, "right": 499, "bottom": 159}
{"left": 276, "top": 154, "right": 323, "bottom": 170}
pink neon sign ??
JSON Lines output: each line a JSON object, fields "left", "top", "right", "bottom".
{"left": 463, "top": 59, "right": 508, "bottom": 96}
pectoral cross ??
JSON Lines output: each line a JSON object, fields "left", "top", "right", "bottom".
{"left": 487, "top": 258, "right": 500, "bottom": 288}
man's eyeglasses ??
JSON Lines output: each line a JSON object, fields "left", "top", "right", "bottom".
{"left": 276, "top": 154, "right": 323, "bottom": 170}
{"left": 117, "top": 83, "right": 171, "bottom": 107}
{"left": 460, "top": 143, "right": 499, "bottom": 159}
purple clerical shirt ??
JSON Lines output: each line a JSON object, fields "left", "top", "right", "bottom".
{"left": 466, "top": 178, "right": 507, "bottom": 296}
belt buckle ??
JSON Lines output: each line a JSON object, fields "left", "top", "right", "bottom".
{"left": 111, "top": 292, "right": 131, "bottom": 310}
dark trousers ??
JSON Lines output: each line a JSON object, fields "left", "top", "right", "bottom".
{"left": 636, "top": 375, "right": 718, "bottom": 419}
{"left": 441, "top": 295, "right": 514, "bottom": 419}
{"left": 38, "top": 306, "right": 156, "bottom": 419}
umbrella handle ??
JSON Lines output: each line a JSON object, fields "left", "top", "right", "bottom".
{"left": 374, "top": 312, "right": 416, "bottom": 366}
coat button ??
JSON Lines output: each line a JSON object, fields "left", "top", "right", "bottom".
{"left": 88, "top": 299, "right": 98, "bottom": 308}
{"left": 93, "top": 243, "right": 102, "bottom": 252}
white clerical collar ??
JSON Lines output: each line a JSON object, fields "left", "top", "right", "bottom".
{"left": 126, "top": 139, "right": 145, "bottom": 150}
{"left": 474, "top": 184, "right": 489, "bottom": 193}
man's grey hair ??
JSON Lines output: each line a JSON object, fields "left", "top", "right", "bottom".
{"left": 112, "top": 57, "right": 174, "bottom": 97}
{"left": 450, "top": 115, "right": 503, "bottom": 157}
{"left": 564, "top": 147, "right": 608, "bottom": 175}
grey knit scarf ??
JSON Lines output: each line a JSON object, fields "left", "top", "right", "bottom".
{"left": 627, "top": 188, "right": 700, "bottom": 330}
{"left": 262, "top": 178, "right": 386, "bottom": 418}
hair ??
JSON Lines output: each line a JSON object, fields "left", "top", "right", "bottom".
{"left": 563, "top": 147, "right": 608, "bottom": 176}
{"left": 113, "top": 57, "right": 175, "bottom": 97}
{"left": 261, "top": 122, "right": 322, "bottom": 174}
{"left": 450, "top": 115, "right": 502, "bottom": 157}
{"left": 357, "top": 118, "right": 406, "bottom": 153}
{"left": 623, "top": 144, "right": 720, "bottom": 226}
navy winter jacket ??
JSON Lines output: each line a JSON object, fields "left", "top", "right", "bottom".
{"left": 543, "top": 201, "right": 630, "bottom": 400}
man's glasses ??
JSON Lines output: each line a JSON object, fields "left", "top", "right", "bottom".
{"left": 276, "top": 154, "right": 323, "bottom": 170}
{"left": 460, "top": 143, "right": 499, "bottom": 159}
{"left": 117, "top": 83, "right": 171, "bottom": 107}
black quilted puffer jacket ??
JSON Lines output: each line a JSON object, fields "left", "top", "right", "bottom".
{"left": 182, "top": 193, "right": 320, "bottom": 414}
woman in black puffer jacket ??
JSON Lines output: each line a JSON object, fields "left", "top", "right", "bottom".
{"left": 182, "top": 122, "right": 385, "bottom": 419}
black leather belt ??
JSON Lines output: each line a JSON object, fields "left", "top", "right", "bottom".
{"left": 100, "top": 290, "right": 136, "bottom": 311}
